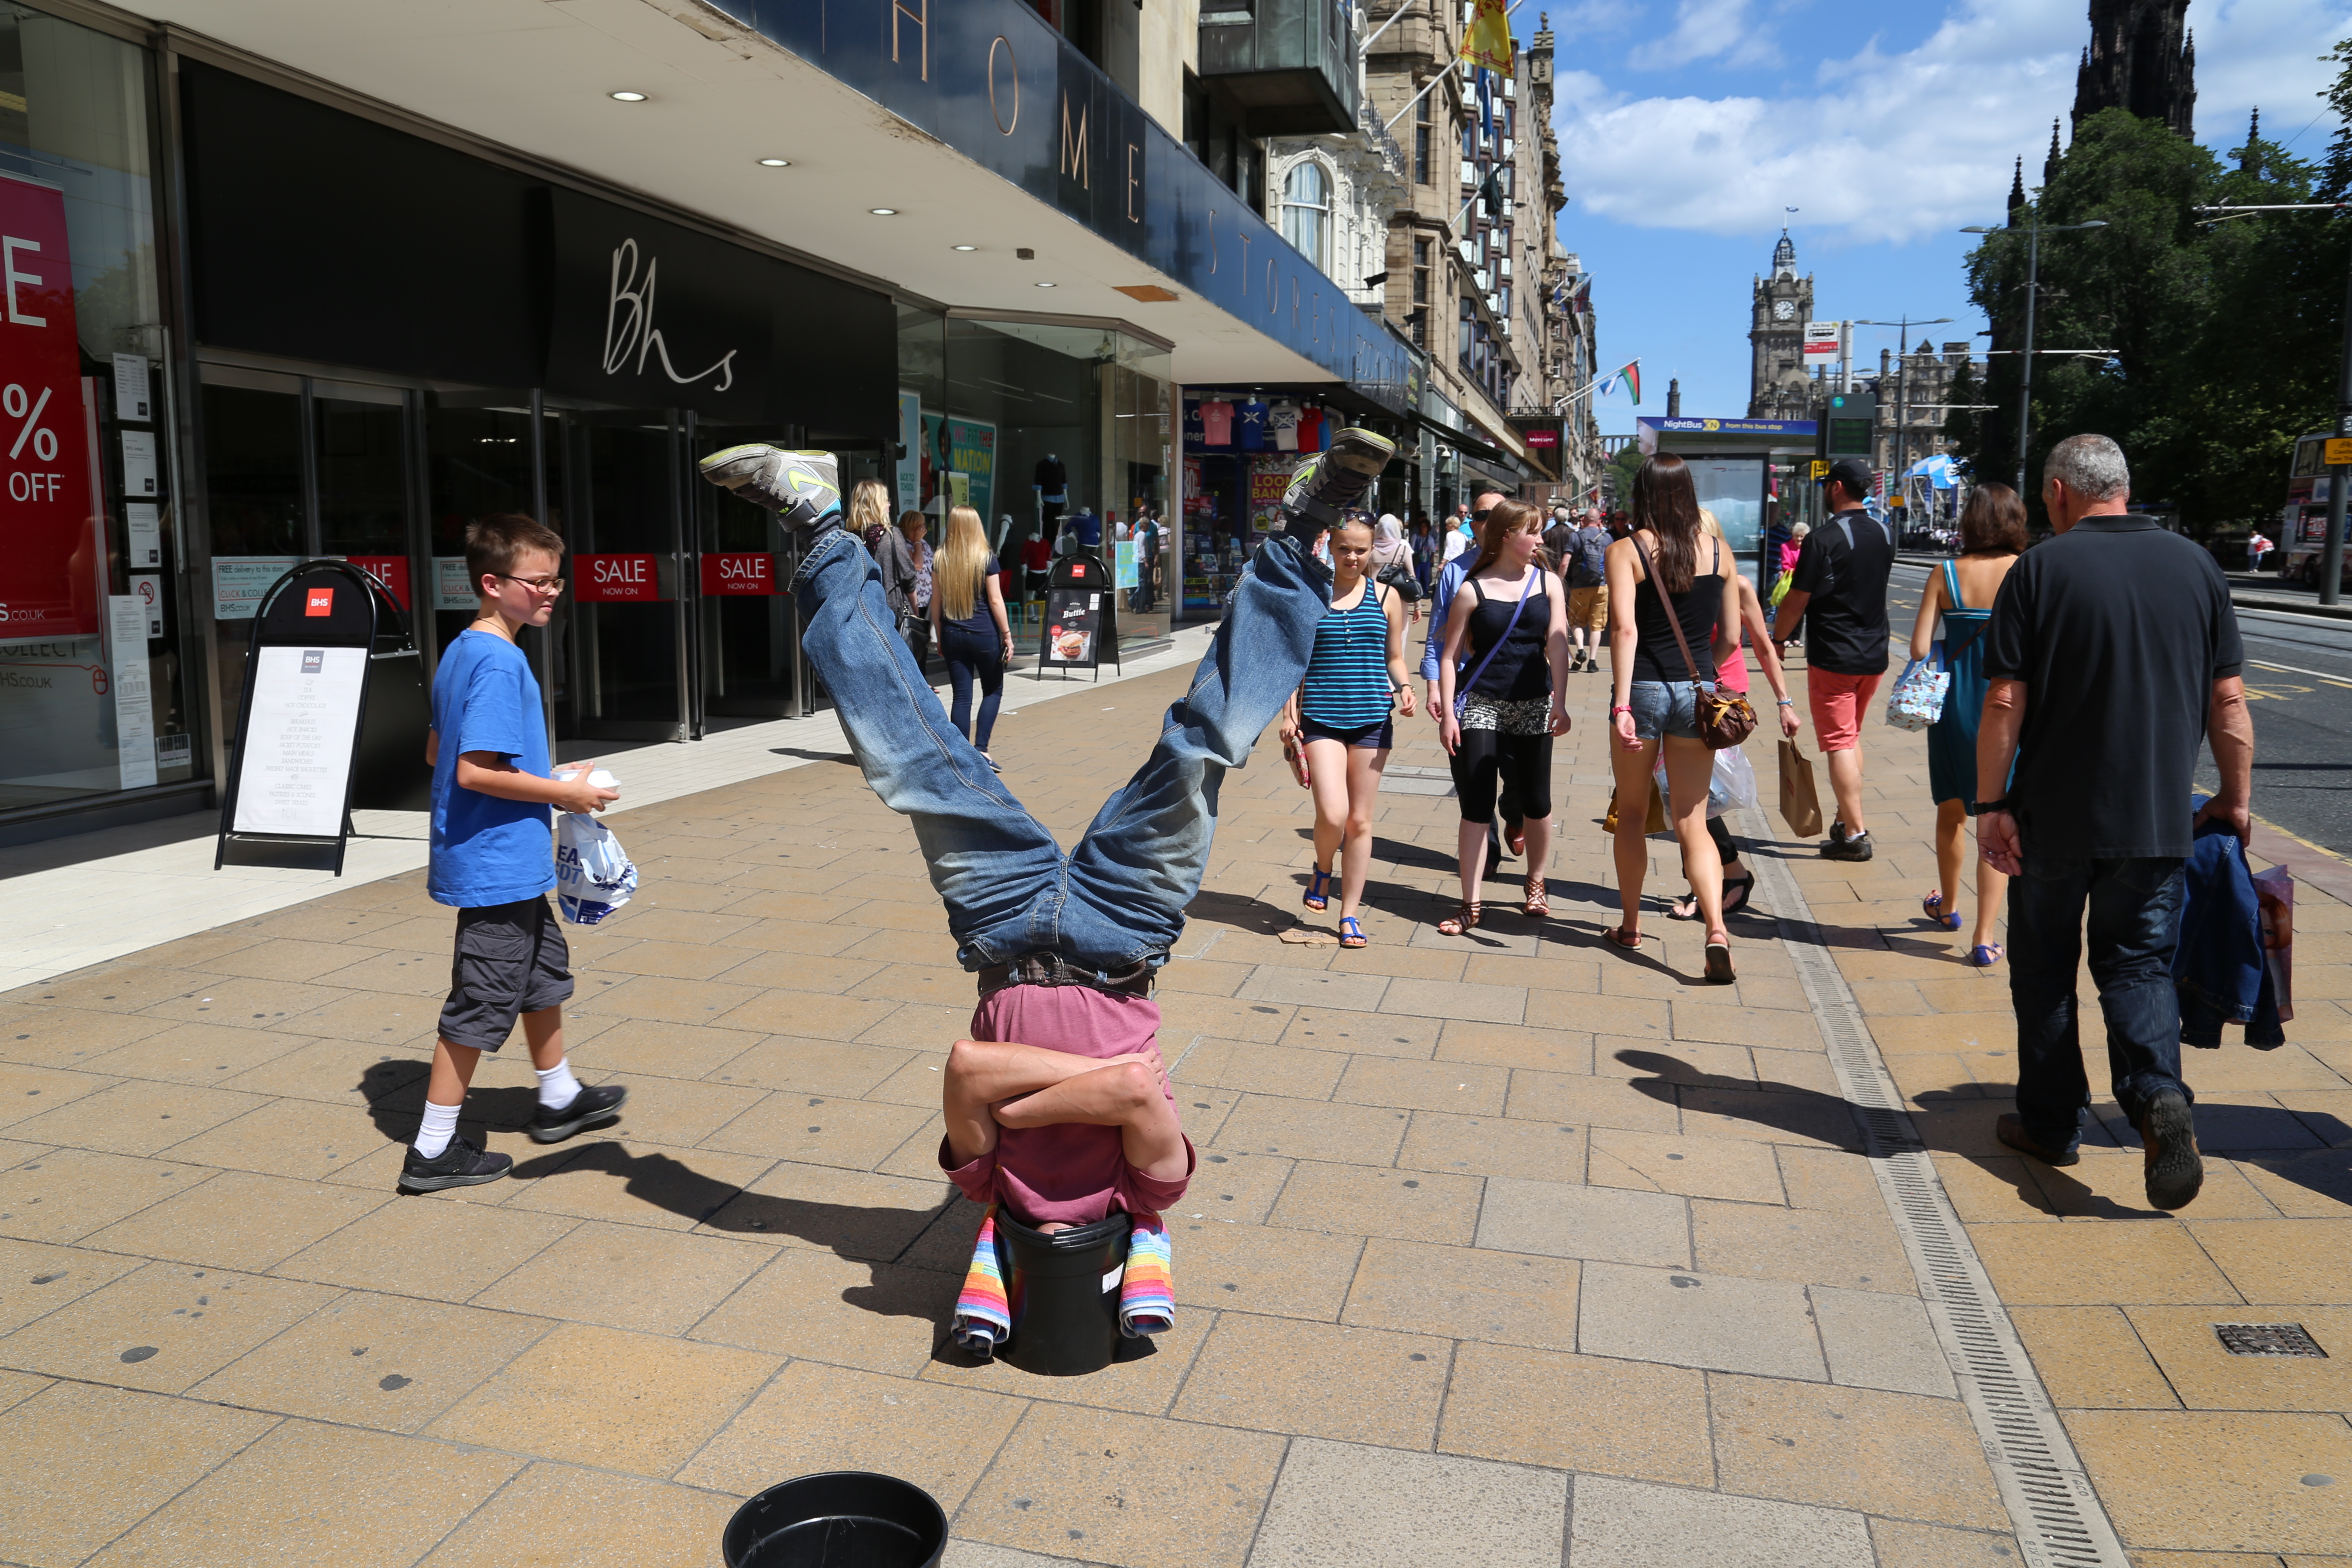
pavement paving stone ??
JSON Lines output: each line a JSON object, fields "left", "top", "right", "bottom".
{"left": 269, "top": 1192, "right": 581, "bottom": 1298}
{"left": 0, "top": 1237, "right": 146, "bottom": 1335}
{"left": 1586, "top": 1126, "right": 1785, "bottom": 1201}
{"left": 85, "top": 1416, "right": 521, "bottom": 1568}
{"left": 471, "top": 1219, "right": 777, "bottom": 1335}
{"left": 0, "top": 1146, "right": 210, "bottom": 1244}
{"left": 1808, "top": 1286, "right": 1955, "bottom": 1398}
{"left": 1690, "top": 1199, "right": 1911, "bottom": 1293}
{"left": 0, "top": 1381, "right": 278, "bottom": 1568}
{"left": 1330, "top": 1055, "right": 1510, "bottom": 1116}
{"left": 1475, "top": 1178, "right": 1690, "bottom": 1267}
{"left": 415, "top": 1461, "right": 738, "bottom": 1568}
{"left": 1863, "top": 1517, "right": 2037, "bottom": 1567}
{"left": 1395, "top": 1109, "right": 1583, "bottom": 1181}
{"left": 1577, "top": 1262, "right": 1826, "bottom": 1380}
{"left": 1209, "top": 1093, "right": 1413, "bottom": 1164}
{"left": 1245, "top": 1438, "right": 1568, "bottom": 1568}
{"left": 956, "top": 1403, "right": 1287, "bottom": 1568}
{"left": 2125, "top": 1305, "right": 2352, "bottom": 1412}
{"left": 687, "top": 1156, "right": 950, "bottom": 1255}
{"left": 1706, "top": 1373, "right": 2009, "bottom": 1528}
{"left": 1264, "top": 1159, "right": 1482, "bottom": 1245}
{"left": 2190, "top": 1217, "right": 2352, "bottom": 1303}
{"left": 1339, "top": 1237, "right": 1579, "bottom": 1349}
{"left": 1164, "top": 1220, "right": 1362, "bottom": 1320}
{"left": 80, "top": 1169, "right": 391, "bottom": 1272}
{"left": 1438, "top": 1342, "right": 1713, "bottom": 1484}
{"left": 1173, "top": 1312, "right": 1450, "bottom": 1447}
{"left": 74, "top": 1020, "right": 309, "bottom": 1086}
{"left": 1565, "top": 1474, "right": 1875, "bottom": 1568}
{"left": 1971, "top": 1218, "right": 2242, "bottom": 1305}
{"left": 2062, "top": 1409, "right": 2352, "bottom": 1556}
{"left": 0, "top": 1261, "right": 339, "bottom": 1394}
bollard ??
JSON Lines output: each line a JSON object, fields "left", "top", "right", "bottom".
{"left": 996, "top": 1207, "right": 1131, "bottom": 1377}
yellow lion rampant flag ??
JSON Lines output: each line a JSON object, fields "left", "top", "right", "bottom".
{"left": 1460, "top": 0, "right": 1514, "bottom": 74}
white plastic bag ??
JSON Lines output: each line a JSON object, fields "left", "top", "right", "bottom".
{"left": 1655, "top": 747, "right": 1756, "bottom": 821}
{"left": 1885, "top": 653, "right": 1949, "bottom": 732}
{"left": 554, "top": 769, "right": 635, "bottom": 924}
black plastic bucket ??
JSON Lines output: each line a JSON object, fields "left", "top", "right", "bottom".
{"left": 722, "top": 1472, "right": 947, "bottom": 1568}
{"left": 997, "top": 1207, "right": 1131, "bottom": 1377}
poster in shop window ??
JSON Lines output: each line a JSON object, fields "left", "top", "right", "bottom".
{"left": 0, "top": 171, "right": 101, "bottom": 638}
{"left": 920, "top": 412, "right": 995, "bottom": 520}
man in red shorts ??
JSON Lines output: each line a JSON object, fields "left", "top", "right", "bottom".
{"left": 1772, "top": 457, "right": 1895, "bottom": 861}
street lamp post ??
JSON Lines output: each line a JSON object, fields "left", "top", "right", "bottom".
{"left": 1961, "top": 219, "right": 2108, "bottom": 496}
{"left": 1850, "top": 315, "right": 1954, "bottom": 480}
{"left": 2195, "top": 201, "right": 2352, "bottom": 604}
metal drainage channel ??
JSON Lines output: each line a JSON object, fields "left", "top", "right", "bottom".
{"left": 1734, "top": 809, "right": 2128, "bottom": 1568}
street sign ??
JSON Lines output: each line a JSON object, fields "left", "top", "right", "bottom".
{"left": 2325, "top": 438, "right": 2352, "bottom": 466}
{"left": 1809, "top": 460, "right": 1830, "bottom": 480}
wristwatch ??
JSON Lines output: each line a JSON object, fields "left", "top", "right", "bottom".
{"left": 1969, "top": 797, "right": 2014, "bottom": 817}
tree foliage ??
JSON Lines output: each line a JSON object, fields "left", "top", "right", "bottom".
{"left": 1949, "top": 58, "right": 2352, "bottom": 534}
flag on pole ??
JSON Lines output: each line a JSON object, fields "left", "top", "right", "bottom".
{"left": 1592, "top": 360, "right": 1642, "bottom": 405}
{"left": 1461, "top": 0, "right": 1514, "bottom": 74}
{"left": 1474, "top": 66, "right": 1496, "bottom": 144}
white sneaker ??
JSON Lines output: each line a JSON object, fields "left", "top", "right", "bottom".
{"left": 698, "top": 445, "right": 841, "bottom": 533}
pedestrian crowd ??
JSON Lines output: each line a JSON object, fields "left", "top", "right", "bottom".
{"left": 396, "top": 420, "right": 2259, "bottom": 1337}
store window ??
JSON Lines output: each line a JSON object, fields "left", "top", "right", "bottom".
{"left": 1281, "top": 162, "right": 1330, "bottom": 276}
{"left": 0, "top": 10, "right": 190, "bottom": 815}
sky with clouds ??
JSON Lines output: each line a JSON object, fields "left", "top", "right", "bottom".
{"left": 1552, "top": 0, "right": 2352, "bottom": 435}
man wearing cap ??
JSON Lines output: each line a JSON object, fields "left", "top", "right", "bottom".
{"left": 1771, "top": 458, "right": 1894, "bottom": 861}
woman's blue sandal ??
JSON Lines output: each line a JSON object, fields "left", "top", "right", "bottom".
{"left": 1970, "top": 943, "right": 2004, "bottom": 968}
{"left": 1338, "top": 916, "right": 1367, "bottom": 949}
{"left": 1303, "top": 867, "right": 1331, "bottom": 912}
{"left": 1923, "top": 890, "right": 1961, "bottom": 931}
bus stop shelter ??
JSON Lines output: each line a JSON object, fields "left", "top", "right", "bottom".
{"left": 1636, "top": 416, "right": 1819, "bottom": 583}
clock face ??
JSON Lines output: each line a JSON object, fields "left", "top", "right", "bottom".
{"left": 1773, "top": 300, "right": 1796, "bottom": 321}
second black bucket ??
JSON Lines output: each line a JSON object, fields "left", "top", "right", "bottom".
{"left": 722, "top": 1471, "right": 946, "bottom": 1568}
{"left": 996, "top": 1207, "right": 1130, "bottom": 1376}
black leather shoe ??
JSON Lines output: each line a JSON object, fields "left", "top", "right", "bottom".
{"left": 530, "top": 1083, "right": 628, "bottom": 1144}
{"left": 398, "top": 1135, "right": 513, "bottom": 1194}
{"left": 2138, "top": 1090, "right": 2204, "bottom": 1210}
{"left": 1995, "top": 1112, "right": 2080, "bottom": 1167}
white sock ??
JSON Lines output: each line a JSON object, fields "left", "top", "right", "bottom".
{"left": 535, "top": 1058, "right": 582, "bottom": 1110}
{"left": 415, "top": 1100, "right": 461, "bottom": 1160}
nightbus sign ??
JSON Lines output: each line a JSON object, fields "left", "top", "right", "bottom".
{"left": 701, "top": 0, "right": 1416, "bottom": 416}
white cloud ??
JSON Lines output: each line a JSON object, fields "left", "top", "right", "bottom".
{"left": 1625, "top": 0, "right": 1779, "bottom": 72}
{"left": 1552, "top": 0, "right": 2352, "bottom": 243}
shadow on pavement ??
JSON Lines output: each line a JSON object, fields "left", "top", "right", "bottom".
{"left": 1613, "top": 1048, "right": 1865, "bottom": 1150}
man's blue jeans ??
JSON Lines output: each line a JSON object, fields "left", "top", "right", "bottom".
{"left": 2006, "top": 848, "right": 2193, "bottom": 1152}
{"left": 793, "top": 525, "right": 1329, "bottom": 974}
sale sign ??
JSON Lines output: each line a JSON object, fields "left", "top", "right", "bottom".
{"left": 573, "top": 553, "right": 663, "bottom": 602}
{"left": 699, "top": 551, "right": 776, "bottom": 595}
{"left": 0, "top": 172, "right": 98, "bottom": 637}
{"left": 346, "top": 555, "right": 412, "bottom": 609}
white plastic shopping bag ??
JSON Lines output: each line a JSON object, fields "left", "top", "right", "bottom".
{"left": 1885, "top": 653, "right": 1949, "bottom": 732}
{"left": 1655, "top": 747, "right": 1756, "bottom": 821}
{"left": 554, "top": 769, "right": 636, "bottom": 925}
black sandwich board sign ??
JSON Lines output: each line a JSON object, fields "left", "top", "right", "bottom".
{"left": 215, "top": 560, "right": 432, "bottom": 876}
{"left": 1036, "top": 550, "right": 1121, "bottom": 682}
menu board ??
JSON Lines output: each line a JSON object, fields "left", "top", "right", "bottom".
{"left": 230, "top": 645, "right": 367, "bottom": 837}
{"left": 1039, "top": 587, "right": 1102, "bottom": 670}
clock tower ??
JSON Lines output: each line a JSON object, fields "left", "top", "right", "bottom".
{"left": 1748, "top": 228, "right": 1815, "bottom": 419}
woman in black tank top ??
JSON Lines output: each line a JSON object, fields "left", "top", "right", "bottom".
{"left": 1603, "top": 456, "right": 1743, "bottom": 982}
{"left": 1434, "top": 499, "right": 1571, "bottom": 934}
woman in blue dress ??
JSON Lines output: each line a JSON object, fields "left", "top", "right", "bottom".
{"left": 1905, "top": 483, "right": 2027, "bottom": 968}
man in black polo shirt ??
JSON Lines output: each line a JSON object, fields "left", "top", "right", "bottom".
{"left": 1771, "top": 457, "right": 1895, "bottom": 861}
{"left": 1976, "top": 433, "right": 2253, "bottom": 1212}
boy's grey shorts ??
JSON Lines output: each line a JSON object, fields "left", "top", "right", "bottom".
{"left": 438, "top": 895, "right": 574, "bottom": 1052}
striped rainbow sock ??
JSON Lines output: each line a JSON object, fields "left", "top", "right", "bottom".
{"left": 1118, "top": 1211, "right": 1174, "bottom": 1338}
{"left": 950, "top": 1204, "right": 1011, "bottom": 1357}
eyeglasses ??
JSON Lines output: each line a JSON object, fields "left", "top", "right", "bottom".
{"left": 1470, "top": 507, "right": 1493, "bottom": 522}
{"left": 492, "top": 573, "right": 567, "bottom": 595}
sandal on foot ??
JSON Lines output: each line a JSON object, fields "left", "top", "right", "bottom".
{"left": 1303, "top": 867, "right": 1330, "bottom": 912}
{"left": 1705, "top": 939, "right": 1735, "bottom": 985}
{"left": 1338, "top": 916, "right": 1368, "bottom": 949}
{"left": 1437, "top": 900, "right": 1482, "bottom": 937}
{"left": 1667, "top": 894, "right": 1701, "bottom": 922}
{"left": 1602, "top": 925, "right": 1645, "bottom": 950}
{"left": 1923, "top": 889, "right": 1961, "bottom": 930}
{"left": 1721, "top": 871, "right": 1756, "bottom": 916}
{"left": 1507, "top": 818, "right": 1527, "bottom": 856}
{"left": 1970, "top": 943, "right": 2004, "bottom": 968}
{"left": 1523, "top": 875, "right": 1550, "bottom": 919}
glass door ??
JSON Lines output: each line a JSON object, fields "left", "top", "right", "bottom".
{"left": 560, "top": 408, "right": 688, "bottom": 742}
{"left": 689, "top": 419, "right": 805, "bottom": 722}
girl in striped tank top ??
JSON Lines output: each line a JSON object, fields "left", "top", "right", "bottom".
{"left": 1279, "top": 514, "right": 1417, "bottom": 948}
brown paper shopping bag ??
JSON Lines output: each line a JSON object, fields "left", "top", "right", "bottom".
{"left": 1602, "top": 782, "right": 1668, "bottom": 836}
{"left": 1779, "top": 739, "right": 1823, "bottom": 839}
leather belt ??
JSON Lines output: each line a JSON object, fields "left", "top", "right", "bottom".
{"left": 977, "top": 951, "right": 1155, "bottom": 1000}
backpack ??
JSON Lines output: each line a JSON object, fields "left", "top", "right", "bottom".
{"left": 1568, "top": 525, "right": 1610, "bottom": 587}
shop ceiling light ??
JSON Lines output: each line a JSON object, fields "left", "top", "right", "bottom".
{"left": 609, "top": 90, "right": 648, "bottom": 101}
{"left": 952, "top": 244, "right": 978, "bottom": 251}
{"left": 869, "top": 207, "right": 898, "bottom": 215}
{"left": 758, "top": 157, "right": 791, "bottom": 167}
{"left": 1034, "top": 281, "right": 1058, "bottom": 288}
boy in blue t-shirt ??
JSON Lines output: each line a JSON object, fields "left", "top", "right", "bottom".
{"left": 401, "top": 514, "right": 627, "bottom": 1194}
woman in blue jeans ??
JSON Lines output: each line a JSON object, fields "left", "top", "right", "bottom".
{"left": 929, "top": 505, "right": 1015, "bottom": 771}
{"left": 1605, "top": 455, "right": 1741, "bottom": 982}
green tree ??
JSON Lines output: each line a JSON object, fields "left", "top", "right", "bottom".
{"left": 1954, "top": 57, "right": 2352, "bottom": 535}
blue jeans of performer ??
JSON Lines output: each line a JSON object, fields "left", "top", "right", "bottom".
{"left": 2006, "top": 848, "right": 2192, "bottom": 1153}
{"left": 793, "top": 527, "right": 1329, "bottom": 973}
{"left": 940, "top": 624, "right": 1007, "bottom": 751}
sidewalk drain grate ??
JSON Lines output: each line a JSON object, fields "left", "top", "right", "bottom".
{"left": 2217, "top": 1323, "right": 2327, "bottom": 1357}
{"left": 1736, "top": 809, "right": 2131, "bottom": 1568}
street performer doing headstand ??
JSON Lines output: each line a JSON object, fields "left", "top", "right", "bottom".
{"left": 696, "top": 432, "right": 1394, "bottom": 1294}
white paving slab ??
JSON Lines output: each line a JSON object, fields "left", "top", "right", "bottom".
{"left": 1565, "top": 1476, "right": 1874, "bottom": 1568}
{"left": 1248, "top": 1438, "right": 1568, "bottom": 1568}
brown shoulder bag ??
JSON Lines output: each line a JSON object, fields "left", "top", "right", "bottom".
{"left": 1630, "top": 535, "right": 1756, "bottom": 751}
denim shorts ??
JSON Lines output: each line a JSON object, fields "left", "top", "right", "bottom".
{"left": 1627, "top": 680, "right": 1701, "bottom": 742}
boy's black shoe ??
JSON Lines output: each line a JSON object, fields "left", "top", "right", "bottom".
{"left": 1821, "top": 823, "right": 1873, "bottom": 862}
{"left": 398, "top": 1135, "right": 513, "bottom": 1194}
{"left": 1279, "top": 428, "right": 1396, "bottom": 530}
{"left": 530, "top": 1082, "right": 629, "bottom": 1144}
